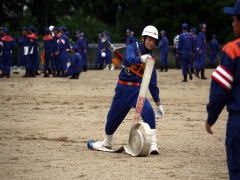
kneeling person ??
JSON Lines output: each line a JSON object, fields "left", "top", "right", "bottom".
{"left": 65, "top": 45, "right": 82, "bottom": 79}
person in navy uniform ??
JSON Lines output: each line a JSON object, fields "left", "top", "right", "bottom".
{"left": 196, "top": 23, "right": 207, "bottom": 79}
{"left": 103, "top": 31, "right": 113, "bottom": 71}
{"left": 17, "top": 27, "right": 28, "bottom": 71}
{"left": 191, "top": 27, "right": 199, "bottom": 76}
{"left": 29, "top": 26, "right": 40, "bottom": 76}
{"left": 177, "top": 23, "right": 194, "bottom": 82}
{"left": 76, "top": 32, "right": 88, "bottom": 72}
{"left": 209, "top": 34, "right": 220, "bottom": 68}
{"left": 130, "top": 31, "right": 137, "bottom": 44}
{"left": 159, "top": 30, "right": 169, "bottom": 72}
{"left": 57, "top": 26, "right": 69, "bottom": 77}
{"left": 95, "top": 32, "right": 106, "bottom": 69}
{"left": 42, "top": 28, "right": 54, "bottom": 77}
{"left": 90, "top": 25, "right": 165, "bottom": 155}
{"left": 126, "top": 29, "right": 132, "bottom": 45}
{"left": 64, "top": 45, "right": 82, "bottom": 79}
{"left": 206, "top": 1, "right": 240, "bottom": 179}
{"left": 173, "top": 33, "right": 180, "bottom": 69}
{"left": 0, "top": 27, "right": 15, "bottom": 78}
{"left": 51, "top": 27, "right": 61, "bottom": 77}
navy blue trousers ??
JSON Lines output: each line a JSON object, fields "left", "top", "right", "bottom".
{"left": 226, "top": 111, "right": 240, "bottom": 180}
{"left": 195, "top": 51, "right": 206, "bottom": 70}
{"left": 160, "top": 50, "right": 168, "bottom": 65}
{"left": 105, "top": 83, "right": 155, "bottom": 135}
{"left": 180, "top": 52, "right": 193, "bottom": 75}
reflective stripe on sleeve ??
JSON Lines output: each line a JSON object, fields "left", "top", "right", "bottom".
{"left": 211, "top": 65, "right": 234, "bottom": 90}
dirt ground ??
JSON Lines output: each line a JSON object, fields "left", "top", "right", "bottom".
{"left": 0, "top": 69, "right": 228, "bottom": 180}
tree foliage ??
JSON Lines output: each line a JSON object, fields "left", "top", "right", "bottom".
{"left": 0, "top": 0, "right": 236, "bottom": 43}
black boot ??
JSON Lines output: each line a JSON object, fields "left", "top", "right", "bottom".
{"left": 195, "top": 69, "right": 200, "bottom": 78}
{"left": 61, "top": 70, "right": 65, "bottom": 77}
{"left": 165, "top": 65, "right": 168, "bottom": 72}
{"left": 182, "top": 75, "right": 187, "bottom": 82}
{"left": 43, "top": 70, "right": 49, "bottom": 77}
{"left": 0, "top": 73, "right": 5, "bottom": 78}
{"left": 52, "top": 70, "right": 56, "bottom": 77}
{"left": 191, "top": 67, "right": 195, "bottom": 74}
{"left": 201, "top": 69, "right": 207, "bottom": 79}
{"left": 189, "top": 73, "right": 193, "bottom": 80}
{"left": 23, "top": 70, "right": 28, "bottom": 78}
{"left": 69, "top": 74, "right": 76, "bottom": 79}
{"left": 6, "top": 73, "right": 10, "bottom": 78}
{"left": 56, "top": 71, "right": 61, "bottom": 77}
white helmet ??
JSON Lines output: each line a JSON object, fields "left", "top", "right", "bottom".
{"left": 49, "top": 25, "right": 55, "bottom": 31}
{"left": 141, "top": 25, "right": 158, "bottom": 40}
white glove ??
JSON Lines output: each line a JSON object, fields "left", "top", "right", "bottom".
{"left": 140, "top": 54, "right": 152, "bottom": 63}
{"left": 155, "top": 104, "right": 164, "bottom": 118}
{"left": 110, "top": 44, "right": 116, "bottom": 52}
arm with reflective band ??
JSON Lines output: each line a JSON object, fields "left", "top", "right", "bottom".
{"left": 211, "top": 65, "right": 234, "bottom": 90}
{"left": 133, "top": 58, "right": 155, "bottom": 123}
{"left": 207, "top": 42, "right": 237, "bottom": 125}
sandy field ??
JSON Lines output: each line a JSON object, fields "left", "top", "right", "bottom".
{"left": 0, "top": 69, "right": 228, "bottom": 180}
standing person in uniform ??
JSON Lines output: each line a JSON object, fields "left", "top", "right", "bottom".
{"left": 209, "top": 34, "right": 220, "bottom": 68}
{"left": 51, "top": 27, "right": 61, "bottom": 77}
{"left": 29, "top": 26, "right": 40, "bottom": 76}
{"left": 76, "top": 32, "right": 88, "bottom": 72}
{"left": 42, "top": 28, "right": 53, "bottom": 77}
{"left": 95, "top": 32, "right": 106, "bottom": 69}
{"left": 177, "top": 23, "right": 194, "bottom": 82}
{"left": 196, "top": 23, "right": 207, "bottom": 79}
{"left": 130, "top": 31, "right": 137, "bottom": 44}
{"left": 159, "top": 30, "right": 169, "bottom": 72}
{"left": 58, "top": 26, "right": 69, "bottom": 77}
{"left": 191, "top": 27, "right": 198, "bottom": 75}
{"left": 206, "top": 1, "right": 240, "bottom": 179}
{"left": 126, "top": 29, "right": 132, "bottom": 45}
{"left": 0, "top": 27, "right": 15, "bottom": 78}
{"left": 90, "top": 25, "right": 165, "bottom": 155}
{"left": 103, "top": 31, "right": 113, "bottom": 71}
{"left": 17, "top": 27, "right": 28, "bottom": 72}
{"left": 173, "top": 33, "right": 180, "bottom": 69}
{"left": 0, "top": 27, "right": 3, "bottom": 75}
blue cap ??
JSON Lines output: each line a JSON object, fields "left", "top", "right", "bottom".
{"left": 76, "top": 31, "right": 80, "bottom": 34}
{"left": 224, "top": 0, "right": 240, "bottom": 15}
{"left": 45, "top": 27, "right": 50, "bottom": 34}
{"left": 212, "top": 34, "right": 216, "bottom": 38}
{"left": 191, "top": 27, "right": 197, "bottom": 33}
{"left": 104, "top": 31, "right": 108, "bottom": 34}
{"left": 98, "top": 33, "right": 103, "bottom": 37}
{"left": 59, "top": 26, "right": 67, "bottom": 31}
{"left": 3, "top": 27, "right": 9, "bottom": 33}
{"left": 21, "top": 27, "right": 27, "bottom": 31}
{"left": 160, "top": 30, "right": 166, "bottom": 34}
{"left": 52, "top": 26, "right": 57, "bottom": 31}
{"left": 29, "top": 25, "right": 37, "bottom": 32}
{"left": 200, "top": 24, "right": 207, "bottom": 28}
{"left": 72, "top": 45, "right": 79, "bottom": 51}
{"left": 182, "top": 23, "right": 188, "bottom": 29}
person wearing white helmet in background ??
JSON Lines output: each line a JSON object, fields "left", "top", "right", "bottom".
{"left": 49, "top": 25, "right": 55, "bottom": 37}
{"left": 89, "top": 25, "right": 164, "bottom": 155}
